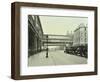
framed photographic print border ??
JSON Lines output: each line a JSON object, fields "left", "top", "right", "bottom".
{"left": 11, "top": 2, "right": 98, "bottom": 80}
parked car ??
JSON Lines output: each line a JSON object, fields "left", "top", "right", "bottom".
{"left": 64, "top": 45, "right": 87, "bottom": 58}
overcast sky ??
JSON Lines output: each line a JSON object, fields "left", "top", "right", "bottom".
{"left": 39, "top": 15, "right": 88, "bottom": 35}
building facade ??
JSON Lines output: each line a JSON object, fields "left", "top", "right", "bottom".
{"left": 73, "top": 23, "right": 88, "bottom": 46}
{"left": 28, "top": 15, "right": 43, "bottom": 56}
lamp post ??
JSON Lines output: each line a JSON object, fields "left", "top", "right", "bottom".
{"left": 46, "top": 35, "right": 48, "bottom": 58}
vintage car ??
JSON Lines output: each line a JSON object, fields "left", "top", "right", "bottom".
{"left": 64, "top": 45, "right": 87, "bottom": 58}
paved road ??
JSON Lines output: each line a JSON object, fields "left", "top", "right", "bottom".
{"left": 28, "top": 50, "right": 87, "bottom": 66}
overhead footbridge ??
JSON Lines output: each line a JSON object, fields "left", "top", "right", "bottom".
{"left": 42, "top": 34, "right": 73, "bottom": 46}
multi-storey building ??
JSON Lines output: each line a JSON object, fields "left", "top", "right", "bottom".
{"left": 73, "top": 23, "right": 88, "bottom": 46}
{"left": 28, "top": 15, "right": 43, "bottom": 56}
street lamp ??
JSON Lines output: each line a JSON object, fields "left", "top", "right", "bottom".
{"left": 46, "top": 35, "right": 48, "bottom": 58}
